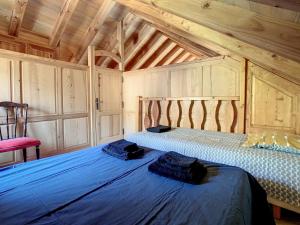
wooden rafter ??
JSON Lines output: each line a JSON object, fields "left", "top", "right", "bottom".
{"left": 71, "top": 0, "right": 116, "bottom": 63}
{"left": 117, "top": 20, "right": 125, "bottom": 70}
{"left": 131, "top": 33, "right": 168, "bottom": 70}
{"left": 137, "top": 0, "right": 300, "bottom": 62}
{"left": 115, "top": 0, "right": 300, "bottom": 84}
{"left": 156, "top": 45, "right": 180, "bottom": 66}
{"left": 119, "top": 4, "right": 227, "bottom": 56}
{"left": 185, "top": 54, "right": 195, "bottom": 62}
{"left": 249, "top": 0, "right": 300, "bottom": 11}
{"left": 176, "top": 51, "right": 191, "bottom": 64}
{"left": 125, "top": 24, "right": 156, "bottom": 66}
{"left": 96, "top": 13, "right": 137, "bottom": 66}
{"left": 8, "top": 0, "right": 28, "bottom": 36}
{"left": 144, "top": 40, "right": 177, "bottom": 68}
{"left": 95, "top": 50, "right": 121, "bottom": 63}
{"left": 169, "top": 51, "right": 187, "bottom": 64}
{"left": 49, "top": 0, "right": 80, "bottom": 47}
{"left": 147, "top": 22, "right": 220, "bottom": 57}
{"left": 162, "top": 47, "right": 185, "bottom": 66}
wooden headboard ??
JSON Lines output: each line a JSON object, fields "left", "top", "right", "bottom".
{"left": 137, "top": 96, "right": 245, "bottom": 133}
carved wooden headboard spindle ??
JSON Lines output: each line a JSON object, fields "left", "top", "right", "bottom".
{"left": 137, "top": 96, "right": 243, "bottom": 133}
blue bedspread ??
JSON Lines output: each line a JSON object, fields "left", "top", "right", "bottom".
{"left": 0, "top": 145, "right": 274, "bottom": 225}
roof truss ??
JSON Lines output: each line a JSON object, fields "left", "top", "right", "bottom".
{"left": 115, "top": 0, "right": 300, "bottom": 83}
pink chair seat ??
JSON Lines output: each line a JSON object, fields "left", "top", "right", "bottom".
{"left": 0, "top": 137, "right": 41, "bottom": 153}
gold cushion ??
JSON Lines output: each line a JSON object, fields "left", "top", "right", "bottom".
{"left": 242, "top": 132, "right": 300, "bottom": 153}
{"left": 241, "top": 133, "right": 260, "bottom": 147}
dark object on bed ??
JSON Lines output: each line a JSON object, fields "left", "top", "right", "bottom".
{"left": 108, "top": 139, "right": 138, "bottom": 152}
{"left": 0, "top": 146, "right": 275, "bottom": 225}
{"left": 146, "top": 125, "right": 171, "bottom": 133}
{"left": 102, "top": 139, "right": 144, "bottom": 160}
{"left": 149, "top": 151, "right": 207, "bottom": 184}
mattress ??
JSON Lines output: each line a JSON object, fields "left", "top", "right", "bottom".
{"left": 126, "top": 128, "right": 300, "bottom": 210}
{"left": 0, "top": 145, "right": 273, "bottom": 225}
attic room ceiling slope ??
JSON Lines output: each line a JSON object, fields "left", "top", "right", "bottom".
{"left": 0, "top": 0, "right": 299, "bottom": 74}
{"left": 114, "top": 0, "right": 300, "bottom": 83}
{"left": 0, "top": 0, "right": 211, "bottom": 70}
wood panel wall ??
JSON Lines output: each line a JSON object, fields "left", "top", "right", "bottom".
{"left": 0, "top": 50, "right": 89, "bottom": 166}
{"left": 246, "top": 62, "right": 300, "bottom": 135}
{"left": 123, "top": 56, "right": 246, "bottom": 134}
{"left": 124, "top": 56, "right": 300, "bottom": 136}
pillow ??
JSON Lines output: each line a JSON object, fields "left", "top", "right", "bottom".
{"left": 241, "top": 133, "right": 260, "bottom": 148}
{"left": 242, "top": 132, "right": 300, "bottom": 155}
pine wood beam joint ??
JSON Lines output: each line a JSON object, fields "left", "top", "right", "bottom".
{"left": 49, "top": 0, "right": 80, "bottom": 47}
{"left": 8, "top": 0, "right": 28, "bottom": 36}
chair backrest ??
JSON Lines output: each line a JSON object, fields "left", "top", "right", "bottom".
{"left": 0, "top": 101, "right": 28, "bottom": 140}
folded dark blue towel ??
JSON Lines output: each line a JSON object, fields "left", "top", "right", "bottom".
{"left": 146, "top": 125, "right": 171, "bottom": 133}
{"left": 158, "top": 151, "right": 198, "bottom": 170}
{"left": 108, "top": 139, "right": 138, "bottom": 153}
{"left": 103, "top": 145, "right": 144, "bottom": 160}
{"left": 148, "top": 151, "right": 207, "bottom": 184}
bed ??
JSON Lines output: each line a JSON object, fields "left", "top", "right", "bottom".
{"left": 0, "top": 145, "right": 274, "bottom": 225}
{"left": 126, "top": 128, "right": 300, "bottom": 214}
{"left": 132, "top": 96, "right": 300, "bottom": 214}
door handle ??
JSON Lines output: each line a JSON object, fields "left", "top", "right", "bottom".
{"left": 96, "top": 98, "right": 99, "bottom": 110}
{"left": 96, "top": 98, "right": 104, "bottom": 111}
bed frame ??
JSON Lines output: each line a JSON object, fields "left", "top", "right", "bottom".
{"left": 137, "top": 96, "right": 244, "bottom": 133}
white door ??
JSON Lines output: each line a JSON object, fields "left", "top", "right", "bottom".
{"left": 95, "top": 68, "right": 123, "bottom": 144}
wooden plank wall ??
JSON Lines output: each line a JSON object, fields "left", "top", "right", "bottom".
{"left": 124, "top": 55, "right": 300, "bottom": 136}
{"left": 246, "top": 62, "right": 300, "bottom": 135}
{"left": 0, "top": 50, "right": 89, "bottom": 165}
{"left": 123, "top": 56, "right": 246, "bottom": 134}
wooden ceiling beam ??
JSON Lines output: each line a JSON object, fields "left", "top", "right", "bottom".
{"left": 156, "top": 45, "right": 180, "bottom": 66}
{"left": 170, "top": 50, "right": 187, "bottom": 64}
{"left": 49, "top": 0, "right": 80, "bottom": 47}
{"left": 95, "top": 50, "right": 121, "bottom": 63}
{"left": 96, "top": 13, "right": 137, "bottom": 66}
{"left": 139, "top": 39, "right": 173, "bottom": 69}
{"left": 8, "top": 0, "right": 28, "bottom": 36}
{"left": 117, "top": 2, "right": 228, "bottom": 56}
{"left": 146, "top": 22, "right": 219, "bottom": 57}
{"left": 71, "top": 0, "right": 116, "bottom": 63}
{"left": 176, "top": 51, "right": 192, "bottom": 64}
{"left": 117, "top": 20, "right": 125, "bottom": 70}
{"left": 131, "top": 33, "right": 168, "bottom": 70}
{"left": 115, "top": 0, "right": 300, "bottom": 84}
{"left": 146, "top": 41, "right": 177, "bottom": 68}
{"left": 137, "top": 0, "right": 300, "bottom": 62}
{"left": 185, "top": 54, "right": 195, "bottom": 62}
{"left": 249, "top": 0, "right": 300, "bottom": 11}
{"left": 162, "top": 47, "right": 185, "bottom": 66}
{"left": 125, "top": 24, "right": 156, "bottom": 66}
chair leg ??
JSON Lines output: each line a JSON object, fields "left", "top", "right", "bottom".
{"left": 36, "top": 145, "right": 40, "bottom": 159}
{"left": 22, "top": 149, "right": 27, "bottom": 162}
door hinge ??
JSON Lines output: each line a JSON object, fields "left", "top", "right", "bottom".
{"left": 122, "top": 101, "right": 124, "bottom": 108}
{"left": 122, "top": 128, "right": 124, "bottom": 135}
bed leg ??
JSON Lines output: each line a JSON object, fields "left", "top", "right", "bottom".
{"left": 273, "top": 205, "right": 281, "bottom": 220}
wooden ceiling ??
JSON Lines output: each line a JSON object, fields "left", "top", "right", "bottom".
{"left": 0, "top": 0, "right": 217, "bottom": 70}
{"left": 0, "top": 0, "right": 299, "bottom": 73}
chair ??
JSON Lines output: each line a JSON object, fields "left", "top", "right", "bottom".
{"left": 0, "top": 101, "right": 41, "bottom": 162}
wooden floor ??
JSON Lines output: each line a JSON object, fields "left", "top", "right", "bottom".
{"left": 276, "top": 210, "right": 300, "bottom": 225}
